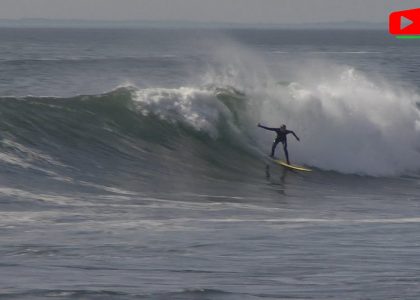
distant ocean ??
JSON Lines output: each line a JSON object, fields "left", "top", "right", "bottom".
{"left": 1, "top": 27, "right": 420, "bottom": 300}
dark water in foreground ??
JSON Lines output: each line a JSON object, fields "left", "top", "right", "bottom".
{"left": 1, "top": 28, "right": 420, "bottom": 299}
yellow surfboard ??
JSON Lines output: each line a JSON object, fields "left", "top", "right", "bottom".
{"left": 273, "top": 159, "right": 312, "bottom": 172}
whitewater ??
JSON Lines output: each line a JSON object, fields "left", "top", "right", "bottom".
{"left": 1, "top": 28, "right": 420, "bottom": 300}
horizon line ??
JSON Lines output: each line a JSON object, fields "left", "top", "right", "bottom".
{"left": 0, "top": 18, "right": 387, "bottom": 29}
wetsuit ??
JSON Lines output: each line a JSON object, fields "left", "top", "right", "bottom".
{"left": 258, "top": 124, "right": 299, "bottom": 164}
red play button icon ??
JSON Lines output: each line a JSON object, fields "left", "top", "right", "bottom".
{"left": 389, "top": 8, "right": 420, "bottom": 35}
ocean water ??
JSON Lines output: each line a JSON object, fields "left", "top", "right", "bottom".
{"left": 1, "top": 27, "right": 420, "bottom": 299}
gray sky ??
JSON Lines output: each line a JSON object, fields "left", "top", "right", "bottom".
{"left": 1, "top": 0, "right": 420, "bottom": 24}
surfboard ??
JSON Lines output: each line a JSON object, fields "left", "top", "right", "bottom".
{"left": 272, "top": 159, "right": 312, "bottom": 172}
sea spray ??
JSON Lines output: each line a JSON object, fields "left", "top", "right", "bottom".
{"left": 198, "top": 47, "right": 420, "bottom": 175}
{"left": 253, "top": 64, "right": 420, "bottom": 175}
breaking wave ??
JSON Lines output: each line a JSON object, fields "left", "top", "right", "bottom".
{"left": 1, "top": 60, "right": 420, "bottom": 179}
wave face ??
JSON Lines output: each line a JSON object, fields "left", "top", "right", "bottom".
{"left": 0, "top": 86, "right": 260, "bottom": 191}
{"left": 1, "top": 61, "right": 420, "bottom": 179}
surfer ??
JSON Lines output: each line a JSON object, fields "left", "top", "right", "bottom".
{"left": 258, "top": 123, "right": 300, "bottom": 164}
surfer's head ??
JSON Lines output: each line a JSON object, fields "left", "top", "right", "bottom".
{"left": 280, "top": 124, "right": 286, "bottom": 130}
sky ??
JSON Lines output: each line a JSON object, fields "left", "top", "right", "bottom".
{"left": 1, "top": 0, "right": 420, "bottom": 24}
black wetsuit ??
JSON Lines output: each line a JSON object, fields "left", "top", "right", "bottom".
{"left": 258, "top": 125, "right": 299, "bottom": 164}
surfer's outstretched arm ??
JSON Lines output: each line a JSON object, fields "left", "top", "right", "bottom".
{"left": 258, "top": 123, "right": 277, "bottom": 131}
{"left": 288, "top": 130, "right": 300, "bottom": 141}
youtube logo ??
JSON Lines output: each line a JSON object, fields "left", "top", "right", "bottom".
{"left": 389, "top": 8, "right": 420, "bottom": 37}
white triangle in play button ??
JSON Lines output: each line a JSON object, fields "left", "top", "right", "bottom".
{"left": 401, "top": 16, "right": 414, "bottom": 30}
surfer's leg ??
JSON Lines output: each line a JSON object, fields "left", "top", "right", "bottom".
{"left": 270, "top": 139, "right": 280, "bottom": 158}
{"left": 283, "top": 142, "right": 290, "bottom": 164}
